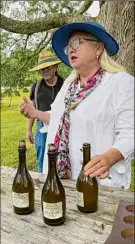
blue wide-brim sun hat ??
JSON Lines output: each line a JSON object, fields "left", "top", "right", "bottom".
{"left": 52, "top": 21, "right": 119, "bottom": 67}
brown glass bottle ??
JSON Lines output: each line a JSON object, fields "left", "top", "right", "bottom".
{"left": 76, "top": 143, "right": 98, "bottom": 213}
{"left": 12, "top": 140, "right": 35, "bottom": 214}
{"left": 41, "top": 144, "right": 66, "bottom": 226}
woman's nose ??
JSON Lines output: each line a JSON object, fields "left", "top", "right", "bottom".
{"left": 69, "top": 48, "right": 77, "bottom": 55}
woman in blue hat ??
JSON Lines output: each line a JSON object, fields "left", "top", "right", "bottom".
{"left": 20, "top": 22, "right": 134, "bottom": 189}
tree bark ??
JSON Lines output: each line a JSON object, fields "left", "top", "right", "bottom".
{"left": 98, "top": 1, "right": 134, "bottom": 76}
{"left": 9, "top": 95, "right": 12, "bottom": 107}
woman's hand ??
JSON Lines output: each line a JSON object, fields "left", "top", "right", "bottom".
{"left": 20, "top": 97, "right": 38, "bottom": 119}
{"left": 66, "top": 169, "right": 72, "bottom": 179}
{"left": 84, "top": 154, "right": 111, "bottom": 179}
{"left": 83, "top": 148, "right": 124, "bottom": 179}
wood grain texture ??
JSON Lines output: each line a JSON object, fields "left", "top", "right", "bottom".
{"left": 1, "top": 166, "right": 134, "bottom": 244}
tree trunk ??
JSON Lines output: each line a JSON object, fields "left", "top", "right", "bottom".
{"left": 98, "top": 1, "right": 134, "bottom": 76}
{"left": 9, "top": 96, "right": 12, "bottom": 107}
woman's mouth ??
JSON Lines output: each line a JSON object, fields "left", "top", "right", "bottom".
{"left": 70, "top": 55, "right": 78, "bottom": 63}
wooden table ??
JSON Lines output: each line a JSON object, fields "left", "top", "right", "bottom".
{"left": 1, "top": 166, "right": 134, "bottom": 244}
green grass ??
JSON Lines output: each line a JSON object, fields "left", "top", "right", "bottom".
{"left": 1, "top": 93, "right": 134, "bottom": 191}
{"left": 130, "top": 160, "right": 135, "bottom": 192}
{"left": 1, "top": 92, "right": 37, "bottom": 171}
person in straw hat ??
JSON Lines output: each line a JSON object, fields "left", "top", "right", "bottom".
{"left": 26, "top": 50, "right": 63, "bottom": 173}
{"left": 20, "top": 21, "right": 134, "bottom": 189}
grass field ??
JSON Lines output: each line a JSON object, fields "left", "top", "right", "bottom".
{"left": 1, "top": 93, "right": 134, "bottom": 191}
{"left": 1, "top": 93, "right": 37, "bottom": 171}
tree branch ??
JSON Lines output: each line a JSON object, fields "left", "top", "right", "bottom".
{"left": 0, "top": 13, "right": 91, "bottom": 35}
{"left": 100, "top": 1, "right": 106, "bottom": 8}
{"left": 19, "top": 31, "right": 53, "bottom": 71}
{"left": 77, "top": 0, "right": 93, "bottom": 15}
{"left": 8, "top": 37, "right": 23, "bottom": 50}
{"left": 24, "top": 34, "right": 31, "bottom": 49}
{"left": 34, "top": 31, "right": 49, "bottom": 51}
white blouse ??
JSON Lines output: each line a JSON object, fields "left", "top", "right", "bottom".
{"left": 43, "top": 71, "right": 134, "bottom": 189}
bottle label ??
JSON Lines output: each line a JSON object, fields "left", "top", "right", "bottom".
{"left": 43, "top": 202, "right": 63, "bottom": 219}
{"left": 12, "top": 192, "right": 29, "bottom": 208}
{"left": 76, "top": 191, "right": 84, "bottom": 207}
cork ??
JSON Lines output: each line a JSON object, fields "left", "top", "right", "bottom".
{"left": 48, "top": 143, "right": 56, "bottom": 152}
{"left": 19, "top": 140, "right": 26, "bottom": 148}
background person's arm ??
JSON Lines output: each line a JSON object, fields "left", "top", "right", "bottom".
{"left": 26, "top": 118, "right": 35, "bottom": 144}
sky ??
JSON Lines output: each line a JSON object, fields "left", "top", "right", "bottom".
{"left": 86, "top": 1, "right": 100, "bottom": 17}
{"left": 4, "top": 1, "right": 100, "bottom": 17}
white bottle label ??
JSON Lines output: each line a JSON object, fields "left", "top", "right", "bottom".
{"left": 43, "top": 202, "right": 63, "bottom": 219}
{"left": 12, "top": 192, "right": 29, "bottom": 208}
{"left": 76, "top": 190, "right": 84, "bottom": 207}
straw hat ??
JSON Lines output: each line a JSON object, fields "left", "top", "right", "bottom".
{"left": 29, "top": 50, "right": 61, "bottom": 71}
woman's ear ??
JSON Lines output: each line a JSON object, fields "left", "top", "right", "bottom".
{"left": 96, "top": 42, "right": 104, "bottom": 57}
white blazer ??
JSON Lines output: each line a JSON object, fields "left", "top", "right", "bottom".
{"left": 43, "top": 71, "right": 134, "bottom": 189}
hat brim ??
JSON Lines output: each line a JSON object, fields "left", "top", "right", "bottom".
{"left": 29, "top": 60, "right": 61, "bottom": 71}
{"left": 52, "top": 22, "right": 119, "bottom": 67}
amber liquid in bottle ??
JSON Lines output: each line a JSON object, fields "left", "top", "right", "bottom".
{"left": 12, "top": 140, "right": 35, "bottom": 214}
{"left": 41, "top": 144, "right": 66, "bottom": 226}
{"left": 76, "top": 143, "right": 98, "bottom": 213}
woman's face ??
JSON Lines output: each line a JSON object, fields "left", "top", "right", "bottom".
{"left": 67, "top": 32, "right": 104, "bottom": 70}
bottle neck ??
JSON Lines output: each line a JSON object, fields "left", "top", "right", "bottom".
{"left": 82, "top": 146, "right": 91, "bottom": 168}
{"left": 18, "top": 149, "right": 27, "bottom": 171}
{"left": 48, "top": 154, "right": 58, "bottom": 178}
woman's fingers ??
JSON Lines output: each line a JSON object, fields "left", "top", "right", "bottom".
{"left": 85, "top": 166, "right": 108, "bottom": 178}
{"left": 84, "top": 155, "right": 101, "bottom": 171}
{"left": 20, "top": 102, "right": 30, "bottom": 118}
{"left": 22, "top": 96, "right": 29, "bottom": 103}
{"left": 66, "top": 169, "right": 72, "bottom": 179}
{"left": 84, "top": 154, "right": 110, "bottom": 178}
{"left": 20, "top": 103, "right": 27, "bottom": 113}
{"left": 98, "top": 171, "right": 109, "bottom": 179}
{"left": 20, "top": 97, "right": 33, "bottom": 117}
{"left": 22, "top": 107, "right": 29, "bottom": 117}
{"left": 20, "top": 97, "right": 30, "bottom": 109}
{"left": 85, "top": 162, "right": 104, "bottom": 175}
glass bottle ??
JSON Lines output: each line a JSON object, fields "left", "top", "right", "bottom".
{"left": 76, "top": 143, "right": 98, "bottom": 212}
{"left": 41, "top": 143, "right": 66, "bottom": 225}
{"left": 12, "top": 140, "right": 35, "bottom": 214}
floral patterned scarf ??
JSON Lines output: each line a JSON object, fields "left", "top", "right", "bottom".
{"left": 54, "top": 68, "right": 104, "bottom": 178}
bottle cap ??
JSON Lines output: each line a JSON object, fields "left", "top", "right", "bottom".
{"left": 83, "top": 143, "right": 91, "bottom": 148}
{"left": 19, "top": 140, "right": 26, "bottom": 148}
{"left": 48, "top": 143, "right": 56, "bottom": 152}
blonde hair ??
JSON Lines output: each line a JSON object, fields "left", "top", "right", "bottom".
{"left": 86, "top": 34, "right": 125, "bottom": 73}
{"left": 65, "top": 69, "right": 78, "bottom": 84}
{"left": 100, "top": 49, "right": 126, "bottom": 73}
{"left": 65, "top": 43, "right": 126, "bottom": 85}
